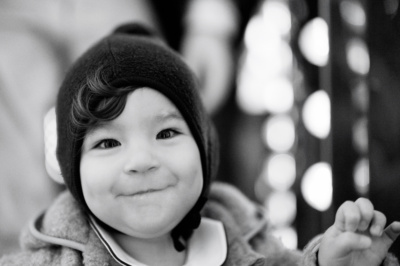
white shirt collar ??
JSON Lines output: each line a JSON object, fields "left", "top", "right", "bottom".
{"left": 90, "top": 217, "right": 227, "bottom": 266}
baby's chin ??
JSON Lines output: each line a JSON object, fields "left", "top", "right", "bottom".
{"left": 102, "top": 204, "right": 187, "bottom": 237}
{"left": 111, "top": 216, "right": 181, "bottom": 241}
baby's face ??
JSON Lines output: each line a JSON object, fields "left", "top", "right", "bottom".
{"left": 80, "top": 87, "right": 203, "bottom": 240}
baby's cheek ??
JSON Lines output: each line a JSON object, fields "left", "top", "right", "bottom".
{"left": 80, "top": 163, "right": 109, "bottom": 195}
{"left": 180, "top": 147, "right": 203, "bottom": 194}
{"left": 81, "top": 175, "right": 113, "bottom": 216}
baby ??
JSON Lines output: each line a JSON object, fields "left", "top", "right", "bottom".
{"left": 1, "top": 23, "right": 399, "bottom": 266}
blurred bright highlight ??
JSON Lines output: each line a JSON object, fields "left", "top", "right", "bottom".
{"left": 302, "top": 90, "right": 331, "bottom": 139}
{"left": 261, "top": 0, "right": 292, "bottom": 37}
{"left": 271, "top": 227, "right": 298, "bottom": 249}
{"left": 298, "top": 17, "right": 329, "bottom": 67}
{"left": 346, "top": 38, "right": 370, "bottom": 75}
{"left": 266, "top": 191, "right": 297, "bottom": 226}
{"left": 263, "top": 115, "right": 296, "bottom": 152}
{"left": 340, "top": 0, "right": 366, "bottom": 29}
{"left": 301, "top": 162, "right": 333, "bottom": 211}
{"left": 265, "top": 153, "right": 296, "bottom": 190}
{"left": 263, "top": 78, "right": 294, "bottom": 114}
{"left": 353, "top": 158, "right": 370, "bottom": 195}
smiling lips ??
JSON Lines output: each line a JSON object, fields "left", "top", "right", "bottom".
{"left": 120, "top": 185, "right": 173, "bottom": 198}
{"left": 133, "top": 188, "right": 163, "bottom": 196}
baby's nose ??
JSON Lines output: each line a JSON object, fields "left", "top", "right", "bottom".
{"left": 123, "top": 143, "right": 159, "bottom": 174}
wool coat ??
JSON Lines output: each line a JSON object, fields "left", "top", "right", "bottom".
{"left": 0, "top": 182, "right": 398, "bottom": 266}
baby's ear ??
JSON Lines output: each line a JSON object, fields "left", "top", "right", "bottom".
{"left": 112, "top": 23, "right": 157, "bottom": 38}
{"left": 44, "top": 107, "right": 64, "bottom": 184}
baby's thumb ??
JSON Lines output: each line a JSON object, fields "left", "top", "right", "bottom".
{"left": 382, "top": 221, "right": 400, "bottom": 248}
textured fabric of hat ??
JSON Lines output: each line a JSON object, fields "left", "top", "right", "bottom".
{"left": 55, "top": 23, "right": 219, "bottom": 250}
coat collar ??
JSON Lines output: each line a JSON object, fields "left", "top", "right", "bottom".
{"left": 90, "top": 216, "right": 227, "bottom": 266}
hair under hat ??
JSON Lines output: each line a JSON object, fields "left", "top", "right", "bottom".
{"left": 55, "top": 23, "right": 219, "bottom": 251}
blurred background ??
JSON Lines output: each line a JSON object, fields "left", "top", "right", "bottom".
{"left": 2, "top": 0, "right": 400, "bottom": 259}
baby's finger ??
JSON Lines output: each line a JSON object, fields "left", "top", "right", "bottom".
{"left": 355, "top": 197, "right": 374, "bottom": 232}
{"left": 382, "top": 221, "right": 400, "bottom": 247}
{"left": 335, "top": 231, "right": 372, "bottom": 252}
{"left": 335, "top": 201, "right": 362, "bottom": 232}
{"left": 369, "top": 210, "right": 386, "bottom": 236}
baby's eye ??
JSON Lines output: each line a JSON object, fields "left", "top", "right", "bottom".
{"left": 157, "top": 129, "right": 179, "bottom": 139}
{"left": 96, "top": 139, "right": 121, "bottom": 149}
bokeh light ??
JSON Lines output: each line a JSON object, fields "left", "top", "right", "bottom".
{"left": 346, "top": 38, "right": 370, "bottom": 75}
{"left": 244, "top": 41, "right": 293, "bottom": 78}
{"left": 302, "top": 90, "right": 331, "bottom": 139}
{"left": 340, "top": 0, "right": 366, "bottom": 30}
{"left": 263, "top": 115, "right": 296, "bottom": 152}
{"left": 261, "top": 0, "right": 292, "bottom": 37}
{"left": 353, "top": 158, "right": 370, "bottom": 195}
{"left": 301, "top": 162, "right": 333, "bottom": 211}
{"left": 271, "top": 226, "right": 298, "bottom": 249}
{"left": 352, "top": 117, "right": 368, "bottom": 154}
{"left": 263, "top": 78, "right": 294, "bottom": 114}
{"left": 351, "top": 81, "right": 369, "bottom": 112}
{"left": 236, "top": 67, "right": 270, "bottom": 115}
{"left": 264, "top": 153, "right": 296, "bottom": 191}
{"left": 244, "top": 14, "right": 280, "bottom": 56}
{"left": 384, "top": 0, "right": 399, "bottom": 15}
{"left": 298, "top": 17, "right": 329, "bottom": 67}
{"left": 266, "top": 191, "right": 297, "bottom": 226}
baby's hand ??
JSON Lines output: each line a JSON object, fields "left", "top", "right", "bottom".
{"left": 318, "top": 198, "right": 400, "bottom": 266}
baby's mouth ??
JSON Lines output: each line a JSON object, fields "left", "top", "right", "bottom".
{"left": 119, "top": 184, "right": 174, "bottom": 198}
{"left": 133, "top": 188, "right": 162, "bottom": 196}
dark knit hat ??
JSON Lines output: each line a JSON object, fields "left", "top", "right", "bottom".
{"left": 55, "top": 23, "right": 219, "bottom": 250}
